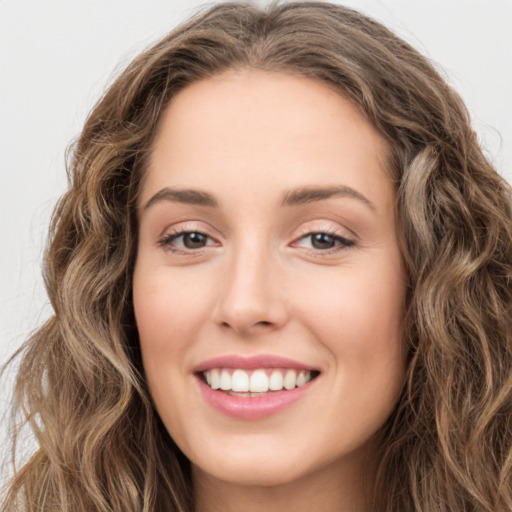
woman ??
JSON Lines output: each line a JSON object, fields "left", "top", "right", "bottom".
{"left": 2, "top": 2, "right": 512, "bottom": 511}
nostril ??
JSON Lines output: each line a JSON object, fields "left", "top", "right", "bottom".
{"left": 221, "top": 320, "right": 273, "bottom": 329}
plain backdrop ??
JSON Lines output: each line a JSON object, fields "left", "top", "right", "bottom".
{"left": 1, "top": 0, "right": 511, "bottom": 476}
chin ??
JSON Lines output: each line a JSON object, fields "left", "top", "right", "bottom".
{"left": 187, "top": 429, "right": 367, "bottom": 490}
{"left": 192, "top": 454, "right": 311, "bottom": 488}
{"left": 186, "top": 431, "right": 304, "bottom": 483}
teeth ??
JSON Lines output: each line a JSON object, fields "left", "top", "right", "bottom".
{"left": 220, "top": 370, "right": 231, "bottom": 391}
{"left": 296, "top": 371, "right": 306, "bottom": 387}
{"left": 211, "top": 369, "right": 220, "bottom": 390}
{"left": 232, "top": 369, "right": 249, "bottom": 392}
{"left": 269, "top": 370, "right": 283, "bottom": 391}
{"left": 283, "top": 369, "right": 297, "bottom": 390}
{"left": 202, "top": 368, "right": 314, "bottom": 393}
{"left": 250, "top": 369, "right": 269, "bottom": 392}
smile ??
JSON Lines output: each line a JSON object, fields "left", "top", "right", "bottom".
{"left": 194, "top": 355, "right": 321, "bottom": 419}
{"left": 202, "top": 368, "right": 317, "bottom": 395}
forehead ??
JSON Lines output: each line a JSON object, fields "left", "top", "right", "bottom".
{"left": 143, "top": 69, "right": 393, "bottom": 211}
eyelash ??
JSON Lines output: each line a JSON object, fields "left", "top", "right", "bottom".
{"left": 158, "top": 228, "right": 355, "bottom": 256}
{"left": 291, "top": 229, "right": 355, "bottom": 254}
{"left": 158, "top": 230, "right": 219, "bottom": 255}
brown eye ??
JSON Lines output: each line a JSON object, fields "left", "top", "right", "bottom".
{"left": 160, "top": 230, "right": 216, "bottom": 252}
{"left": 292, "top": 231, "right": 355, "bottom": 253}
{"left": 182, "top": 232, "right": 208, "bottom": 249}
{"left": 310, "top": 233, "right": 338, "bottom": 250}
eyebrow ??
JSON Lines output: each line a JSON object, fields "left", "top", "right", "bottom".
{"left": 143, "top": 187, "right": 218, "bottom": 211}
{"left": 281, "top": 185, "right": 376, "bottom": 211}
{"left": 142, "top": 184, "right": 375, "bottom": 212}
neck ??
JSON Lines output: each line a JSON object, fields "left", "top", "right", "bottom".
{"left": 192, "top": 451, "right": 376, "bottom": 512}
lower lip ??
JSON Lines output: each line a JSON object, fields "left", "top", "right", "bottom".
{"left": 196, "top": 376, "right": 317, "bottom": 420}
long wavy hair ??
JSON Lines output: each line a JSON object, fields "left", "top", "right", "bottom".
{"left": 3, "top": 2, "right": 512, "bottom": 511}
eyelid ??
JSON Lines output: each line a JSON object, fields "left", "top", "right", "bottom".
{"left": 291, "top": 231, "right": 354, "bottom": 247}
{"left": 289, "top": 222, "right": 356, "bottom": 255}
{"left": 157, "top": 221, "right": 221, "bottom": 253}
{"left": 155, "top": 220, "right": 356, "bottom": 255}
{"left": 292, "top": 220, "right": 355, "bottom": 241}
{"left": 162, "top": 230, "right": 216, "bottom": 244}
{"left": 158, "top": 220, "right": 220, "bottom": 240}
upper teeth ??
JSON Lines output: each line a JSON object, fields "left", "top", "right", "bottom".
{"left": 203, "top": 368, "right": 313, "bottom": 393}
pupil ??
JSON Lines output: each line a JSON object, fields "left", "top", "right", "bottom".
{"left": 312, "top": 233, "right": 335, "bottom": 249}
{"left": 184, "top": 232, "right": 206, "bottom": 249}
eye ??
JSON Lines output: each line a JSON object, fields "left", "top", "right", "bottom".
{"left": 294, "top": 231, "right": 355, "bottom": 251}
{"left": 159, "top": 230, "right": 217, "bottom": 252}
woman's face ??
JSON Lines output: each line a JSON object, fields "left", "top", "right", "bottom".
{"left": 133, "top": 69, "right": 406, "bottom": 489}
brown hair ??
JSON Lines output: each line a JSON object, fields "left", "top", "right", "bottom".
{"left": 3, "top": 2, "right": 512, "bottom": 511}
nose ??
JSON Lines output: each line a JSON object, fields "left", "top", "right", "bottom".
{"left": 212, "top": 242, "right": 288, "bottom": 337}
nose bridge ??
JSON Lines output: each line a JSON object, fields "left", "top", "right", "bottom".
{"left": 214, "top": 234, "right": 285, "bottom": 333}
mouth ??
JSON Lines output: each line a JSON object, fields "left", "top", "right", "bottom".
{"left": 194, "top": 355, "right": 321, "bottom": 419}
{"left": 199, "top": 368, "right": 320, "bottom": 397}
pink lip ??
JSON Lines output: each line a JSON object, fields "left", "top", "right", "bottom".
{"left": 193, "top": 355, "right": 320, "bottom": 420}
{"left": 196, "top": 376, "right": 318, "bottom": 420}
{"left": 193, "top": 354, "right": 319, "bottom": 373}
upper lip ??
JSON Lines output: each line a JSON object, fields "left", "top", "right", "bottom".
{"left": 193, "top": 355, "right": 320, "bottom": 373}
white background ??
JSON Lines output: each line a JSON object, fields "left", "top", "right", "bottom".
{"left": 1, "top": 0, "right": 511, "bottom": 469}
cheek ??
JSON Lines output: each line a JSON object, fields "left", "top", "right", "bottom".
{"left": 132, "top": 267, "right": 208, "bottom": 424}
{"left": 132, "top": 265, "right": 208, "bottom": 432}
{"left": 133, "top": 265, "right": 209, "bottom": 354}
{"left": 295, "top": 255, "right": 406, "bottom": 377}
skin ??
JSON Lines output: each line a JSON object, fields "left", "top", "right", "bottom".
{"left": 133, "top": 69, "right": 407, "bottom": 512}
